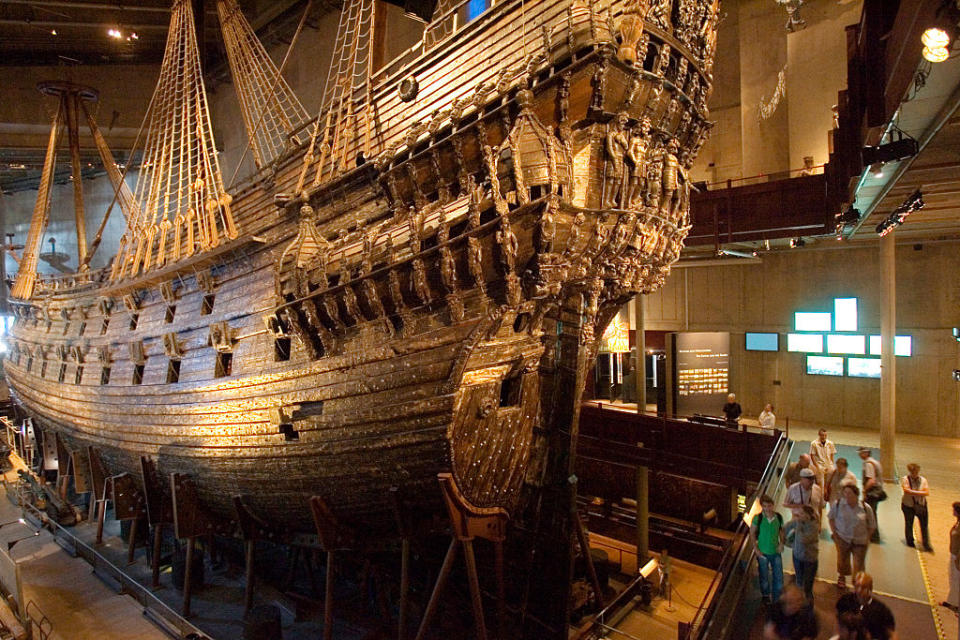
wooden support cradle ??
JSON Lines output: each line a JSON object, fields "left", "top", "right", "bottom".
{"left": 415, "top": 473, "right": 509, "bottom": 640}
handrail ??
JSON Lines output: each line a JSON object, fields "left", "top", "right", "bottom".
{"left": 25, "top": 600, "right": 52, "bottom": 640}
{"left": 698, "top": 165, "right": 825, "bottom": 191}
{"left": 682, "top": 433, "right": 792, "bottom": 639}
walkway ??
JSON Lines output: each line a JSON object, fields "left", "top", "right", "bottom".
{"left": 754, "top": 422, "right": 960, "bottom": 640}
{"left": 0, "top": 469, "right": 169, "bottom": 640}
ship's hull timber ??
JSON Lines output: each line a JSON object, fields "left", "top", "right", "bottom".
{"left": 5, "top": 0, "right": 716, "bottom": 542}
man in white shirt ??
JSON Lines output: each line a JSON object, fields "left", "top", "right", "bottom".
{"left": 784, "top": 468, "right": 823, "bottom": 520}
{"left": 901, "top": 463, "right": 931, "bottom": 551}
{"left": 809, "top": 429, "right": 836, "bottom": 487}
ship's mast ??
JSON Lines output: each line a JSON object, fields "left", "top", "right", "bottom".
{"left": 8, "top": 82, "right": 134, "bottom": 301}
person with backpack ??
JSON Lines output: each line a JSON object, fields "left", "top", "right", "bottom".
{"left": 858, "top": 447, "right": 885, "bottom": 543}
{"left": 753, "top": 494, "right": 786, "bottom": 603}
{"left": 784, "top": 505, "right": 820, "bottom": 601}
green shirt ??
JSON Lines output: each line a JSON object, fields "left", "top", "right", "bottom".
{"left": 754, "top": 512, "right": 782, "bottom": 555}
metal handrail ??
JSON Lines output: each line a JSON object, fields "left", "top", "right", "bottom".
{"left": 682, "top": 433, "right": 792, "bottom": 639}
{"left": 25, "top": 600, "right": 52, "bottom": 640}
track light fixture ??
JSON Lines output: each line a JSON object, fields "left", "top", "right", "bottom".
{"left": 876, "top": 189, "right": 924, "bottom": 236}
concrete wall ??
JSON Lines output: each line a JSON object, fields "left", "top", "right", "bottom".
{"left": 690, "top": 0, "right": 861, "bottom": 184}
{"left": 0, "top": 173, "right": 134, "bottom": 276}
{"left": 642, "top": 241, "right": 960, "bottom": 438}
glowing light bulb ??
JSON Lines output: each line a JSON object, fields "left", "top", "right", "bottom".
{"left": 923, "top": 46, "right": 949, "bottom": 63}
{"left": 922, "top": 27, "right": 950, "bottom": 49}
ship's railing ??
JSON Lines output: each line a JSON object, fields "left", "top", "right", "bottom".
{"left": 32, "top": 266, "right": 110, "bottom": 297}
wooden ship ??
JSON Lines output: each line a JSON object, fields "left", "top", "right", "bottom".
{"left": 3, "top": 0, "right": 718, "bottom": 632}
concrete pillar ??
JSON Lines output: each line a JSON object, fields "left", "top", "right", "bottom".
{"left": 634, "top": 295, "right": 646, "bottom": 414}
{"left": 880, "top": 233, "right": 895, "bottom": 478}
{"left": 636, "top": 465, "right": 649, "bottom": 566}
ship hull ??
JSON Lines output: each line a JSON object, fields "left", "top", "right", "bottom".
{"left": 6, "top": 0, "right": 715, "bottom": 541}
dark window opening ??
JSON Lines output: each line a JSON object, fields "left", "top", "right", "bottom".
{"left": 79, "top": 321, "right": 87, "bottom": 336}
{"left": 75, "top": 366, "right": 84, "bottom": 385}
{"left": 201, "top": 295, "right": 215, "bottom": 315}
{"left": 165, "top": 305, "right": 176, "bottom": 324}
{"left": 40, "top": 361, "right": 48, "bottom": 377}
{"left": 133, "top": 363, "right": 145, "bottom": 385}
{"left": 101, "top": 317, "right": 110, "bottom": 335}
{"left": 279, "top": 423, "right": 300, "bottom": 441}
{"left": 57, "top": 363, "right": 66, "bottom": 383}
{"left": 62, "top": 322, "right": 70, "bottom": 336}
{"left": 275, "top": 337, "right": 291, "bottom": 361}
{"left": 101, "top": 367, "right": 111, "bottom": 385}
{"left": 513, "top": 313, "right": 531, "bottom": 334}
{"left": 129, "top": 313, "right": 139, "bottom": 330}
{"left": 215, "top": 351, "right": 233, "bottom": 378}
{"left": 389, "top": 314, "right": 404, "bottom": 334}
{"left": 291, "top": 401, "right": 324, "bottom": 420}
{"left": 26, "top": 357, "right": 34, "bottom": 373}
{"left": 529, "top": 185, "right": 542, "bottom": 200}
{"left": 499, "top": 374, "right": 522, "bottom": 407}
{"left": 167, "top": 359, "right": 181, "bottom": 384}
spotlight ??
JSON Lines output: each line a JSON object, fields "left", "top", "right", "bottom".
{"left": 50, "top": 29, "right": 57, "bottom": 36}
{"left": 789, "top": 237, "right": 805, "bottom": 248}
{"left": 870, "top": 163, "right": 884, "bottom": 178}
{"left": 861, "top": 136, "right": 919, "bottom": 166}
{"left": 107, "top": 28, "right": 122, "bottom": 39}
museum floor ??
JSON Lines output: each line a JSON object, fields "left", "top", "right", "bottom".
{"left": 2, "top": 418, "right": 958, "bottom": 640}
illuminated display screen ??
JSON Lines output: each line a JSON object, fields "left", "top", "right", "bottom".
{"left": 795, "top": 312, "right": 832, "bottom": 331}
{"left": 868, "top": 335, "right": 913, "bottom": 356}
{"left": 834, "top": 298, "right": 858, "bottom": 331}
{"left": 847, "top": 358, "right": 881, "bottom": 378}
{"left": 745, "top": 333, "right": 779, "bottom": 352}
{"left": 807, "top": 356, "right": 844, "bottom": 376}
{"left": 787, "top": 333, "right": 824, "bottom": 353}
{"left": 826, "top": 334, "right": 866, "bottom": 355}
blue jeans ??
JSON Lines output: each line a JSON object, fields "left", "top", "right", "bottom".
{"left": 757, "top": 552, "right": 783, "bottom": 600}
{"left": 792, "top": 556, "right": 818, "bottom": 599}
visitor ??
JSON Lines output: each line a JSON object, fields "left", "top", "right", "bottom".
{"left": 809, "top": 428, "right": 836, "bottom": 486}
{"left": 783, "top": 468, "right": 822, "bottom": 520}
{"left": 828, "top": 611, "right": 870, "bottom": 640}
{"left": 785, "top": 454, "right": 818, "bottom": 488}
{"left": 828, "top": 484, "right": 875, "bottom": 590}
{"left": 722, "top": 393, "right": 742, "bottom": 425}
{"left": 900, "top": 463, "right": 931, "bottom": 551}
{"left": 836, "top": 572, "right": 898, "bottom": 640}
{"left": 763, "top": 585, "right": 818, "bottom": 640}
{"left": 825, "top": 458, "right": 857, "bottom": 508}
{"left": 858, "top": 447, "right": 885, "bottom": 543}
{"left": 784, "top": 505, "right": 819, "bottom": 601}
{"left": 758, "top": 403, "right": 776, "bottom": 433}
{"left": 942, "top": 501, "right": 960, "bottom": 614}
{"left": 752, "top": 494, "right": 785, "bottom": 604}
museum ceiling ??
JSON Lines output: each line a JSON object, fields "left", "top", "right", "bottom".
{"left": 0, "top": 0, "right": 322, "bottom": 67}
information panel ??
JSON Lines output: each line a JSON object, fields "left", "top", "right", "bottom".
{"left": 674, "top": 332, "right": 730, "bottom": 418}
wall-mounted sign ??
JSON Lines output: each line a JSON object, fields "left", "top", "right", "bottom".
{"left": 674, "top": 332, "right": 730, "bottom": 417}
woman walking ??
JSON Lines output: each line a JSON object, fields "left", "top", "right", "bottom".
{"left": 900, "top": 463, "right": 931, "bottom": 550}
{"left": 785, "top": 505, "right": 820, "bottom": 600}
